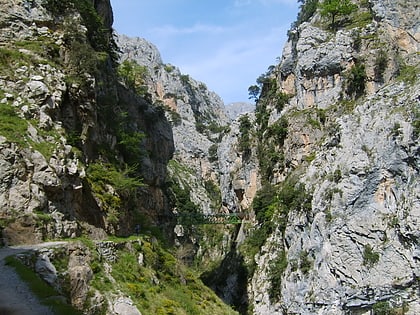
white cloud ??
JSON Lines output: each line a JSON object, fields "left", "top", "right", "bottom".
{"left": 233, "top": 0, "right": 252, "bottom": 7}
{"left": 175, "top": 25, "right": 290, "bottom": 102}
{"left": 151, "top": 24, "right": 227, "bottom": 36}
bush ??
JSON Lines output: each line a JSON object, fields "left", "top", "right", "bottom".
{"left": 87, "top": 162, "right": 144, "bottom": 196}
{"left": 374, "top": 50, "right": 388, "bottom": 82}
{"left": 267, "top": 117, "right": 288, "bottom": 146}
{"left": 268, "top": 250, "right": 288, "bottom": 301}
{"left": 118, "top": 60, "right": 149, "bottom": 95}
{"left": 0, "top": 103, "right": 28, "bottom": 145}
{"left": 346, "top": 62, "right": 366, "bottom": 99}
{"left": 208, "top": 144, "right": 218, "bottom": 162}
{"left": 363, "top": 244, "right": 380, "bottom": 268}
{"left": 238, "top": 114, "right": 252, "bottom": 155}
{"left": 253, "top": 184, "right": 277, "bottom": 223}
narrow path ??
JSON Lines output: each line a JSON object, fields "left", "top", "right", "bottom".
{"left": 0, "top": 242, "right": 66, "bottom": 315}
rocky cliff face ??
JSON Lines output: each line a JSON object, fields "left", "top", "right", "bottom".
{"left": 0, "top": 0, "right": 174, "bottom": 243}
{"left": 116, "top": 34, "right": 252, "bottom": 263}
{"left": 1, "top": 0, "right": 419, "bottom": 314}
{"left": 244, "top": 0, "right": 419, "bottom": 314}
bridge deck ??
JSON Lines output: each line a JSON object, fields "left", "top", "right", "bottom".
{"left": 176, "top": 213, "right": 244, "bottom": 225}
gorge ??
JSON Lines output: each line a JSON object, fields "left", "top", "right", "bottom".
{"left": 0, "top": 0, "right": 419, "bottom": 314}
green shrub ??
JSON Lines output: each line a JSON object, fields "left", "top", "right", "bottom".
{"left": 204, "top": 180, "right": 222, "bottom": 210}
{"left": 252, "top": 184, "right": 277, "bottom": 223}
{"left": 346, "top": 62, "right": 366, "bottom": 99}
{"left": 397, "top": 61, "right": 418, "bottom": 85}
{"left": 239, "top": 223, "right": 273, "bottom": 275}
{"left": 118, "top": 60, "right": 149, "bottom": 95}
{"left": 167, "top": 179, "right": 198, "bottom": 215}
{"left": 87, "top": 162, "right": 144, "bottom": 196}
{"left": 412, "top": 109, "right": 420, "bottom": 138}
{"left": 288, "top": 0, "right": 319, "bottom": 40}
{"left": 268, "top": 250, "right": 288, "bottom": 301}
{"left": 299, "top": 251, "right": 312, "bottom": 274}
{"left": 238, "top": 114, "right": 252, "bottom": 155}
{"left": 208, "top": 144, "right": 218, "bottom": 162}
{"left": 0, "top": 103, "right": 28, "bottom": 145}
{"left": 374, "top": 50, "right": 388, "bottom": 82}
{"left": 274, "top": 92, "right": 291, "bottom": 112}
{"left": 267, "top": 117, "right": 288, "bottom": 146}
{"left": 363, "top": 244, "right": 380, "bottom": 268}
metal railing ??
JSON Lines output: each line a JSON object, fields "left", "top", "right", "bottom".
{"left": 175, "top": 213, "right": 244, "bottom": 225}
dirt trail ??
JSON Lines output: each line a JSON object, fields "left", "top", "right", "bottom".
{"left": 0, "top": 242, "right": 66, "bottom": 315}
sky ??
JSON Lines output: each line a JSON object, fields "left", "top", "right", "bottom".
{"left": 110, "top": 0, "right": 299, "bottom": 104}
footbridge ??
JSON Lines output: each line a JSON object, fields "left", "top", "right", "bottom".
{"left": 176, "top": 213, "right": 245, "bottom": 225}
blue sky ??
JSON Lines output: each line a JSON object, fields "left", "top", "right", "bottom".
{"left": 110, "top": 0, "right": 299, "bottom": 104}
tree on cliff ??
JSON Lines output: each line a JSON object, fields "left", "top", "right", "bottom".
{"left": 319, "top": 0, "right": 357, "bottom": 29}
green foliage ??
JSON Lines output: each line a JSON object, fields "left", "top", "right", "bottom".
{"left": 289, "top": 0, "right": 319, "bottom": 40}
{"left": 412, "top": 108, "right": 420, "bottom": 139}
{"left": 87, "top": 162, "right": 144, "bottom": 196}
{"left": 166, "top": 173, "right": 198, "bottom": 214}
{"left": 0, "top": 103, "right": 28, "bottom": 145}
{"left": 0, "top": 47, "right": 37, "bottom": 76}
{"left": 204, "top": 180, "right": 222, "bottom": 210}
{"left": 117, "top": 130, "right": 145, "bottom": 164}
{"left": 345, "top": 61, "right": 366, "bottom": 99}
{"left": 391, "top": 122, "right": 402, "bottom": 138}
{"left": 180, "top": 74, "right": 190, "bottom": 84}
{"left": 238, "top": 114, "right": 253, "bottom": 155}
{"left": 299, "top": 250, "right": 312, "bottom": 274}
{"left": 274, "top": 92, "right": 291, "bottom": 112}
{"left": 118, "top": 60, "right": 149, "bottom": 95}
{"left": 363, "top": 244, "right": 380, "bottom": 268}
{"left": 114, "top": 111, "right": 146, "bottom": 165}
{"left": 266, "top": 116, "right": 288, "bottom": 146}
{"left": 104, "top": 241, "right": 238, "bottom": 315}
{"left": 278, "top": 179, "right": 312, "bottom": 214}
{"left": 239, "top": 223, "right": 274, "bottom": 275}
{"left": 319, "top": 0, "right": 357, "bottom": 29}
{"left": 372, "top": 300, "right": 408, "bottom": 315}
{"left": 268, "top": 250, "right": 288, "bottom": 301}
{"left": 5, "top": 256, "right": 82, "bottom": 314}
{"left": 397, "top": 61, "right": 418, "bottom": 85}
{"left": 46, "top": 0, "right": 112, "bottom": 53}
{"left": 208, "top": 144, "right": 218, "bottom": 162}
{"left": 253, "top": 184, "right": 278, "bottom": 223}
{"left": 248, "top": 84, "right": 260, "bottom": 102}
{"left": 86, "top": 163, "right": 143, "bottom": 225}
{"left": 374, "top": 50, "right": 388, "bottom": 82}
{"left": 331, "top": 169, "right": 342, "bottom": 183}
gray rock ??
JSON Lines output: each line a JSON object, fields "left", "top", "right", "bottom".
{"left": 35, "top": 253, "right": 57, "bottom": 286}
{"left": 113, "top": 296, "right": 142, "bottom": 315}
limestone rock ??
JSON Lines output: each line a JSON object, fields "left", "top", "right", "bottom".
{"left": 35, "top": 252, "right": 57, "bottom": 286}
{"left": 113, "top": 296, "right": 142, "bottom": 315}
{"left": 68, "top": 243, "right": 93, "bottom": 310}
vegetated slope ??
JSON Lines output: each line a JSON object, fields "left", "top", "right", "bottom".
{"left": 116, "top": 34, "right": 251, "bottom": 273}
{"left": 236, "top": 0, "right": 419, "bottom": 314}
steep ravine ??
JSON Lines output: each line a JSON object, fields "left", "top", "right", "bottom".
{"left": 0, "top": 0, "right": 419, "bottom": 315}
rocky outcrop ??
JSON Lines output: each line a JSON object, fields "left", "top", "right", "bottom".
{"left": 246, "top": 1, "right": 420, "bottom": 314}
{"left": 117, "top": 35, "right": 230, "bottom": 216}
{"left": 225, "top": 102, "right": 256, "bottom": 120}
{"left": 0, "top": 0, "right": 174, "bottom": 243}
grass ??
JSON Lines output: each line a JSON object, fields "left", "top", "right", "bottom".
{"left": 5, "top": 256, "right": 82, "bottom": 314}
{"left": 89, "top": 238, "right": 238, "bottom": 315}
{"left": 0, "top": 103, "right": 28, "bottom": 145}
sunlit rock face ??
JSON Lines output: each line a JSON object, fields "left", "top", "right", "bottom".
{"left": 246, "top": 0, "right": 420, "bottom": 314}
